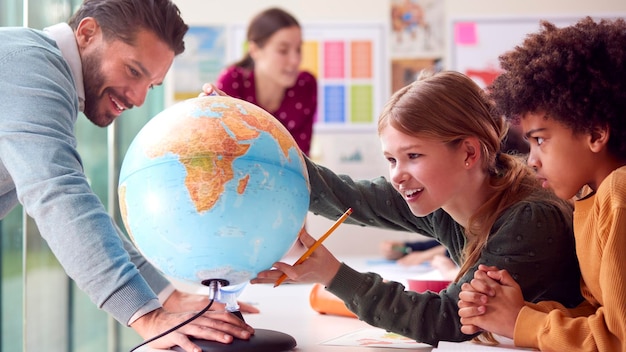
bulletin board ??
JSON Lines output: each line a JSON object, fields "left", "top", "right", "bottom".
{"left": 171, "top": 26, "right": 227, "bottom": 102}
{"left": 230, "top": 22, "right": 389, "bottom": 131}
{"left": 448, "top": 14, "right": 625, "bottom": 89}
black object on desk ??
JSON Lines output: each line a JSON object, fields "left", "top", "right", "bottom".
{"left": 172, "top": 311, "right": 296, "bottom": 352}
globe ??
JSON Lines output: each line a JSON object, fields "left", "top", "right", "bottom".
{"left": 118, "top": 95, "right": 310, "bottom": 291}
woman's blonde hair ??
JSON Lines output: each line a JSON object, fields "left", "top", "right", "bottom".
{"left": 378, "top": 71, "right": 571, "bottom": 344}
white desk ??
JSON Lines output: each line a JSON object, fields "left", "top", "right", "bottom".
{"left": 144, "top": 257, "right": 531, "bottom": 352}
{"left": 144, "top": 281, "right": 432, "bottom": 351}
{"left": 146, "top": 257, "right": 438, "bottom": 351}
{"left": 237, "top": 281, "right": 434, "bottom": 351}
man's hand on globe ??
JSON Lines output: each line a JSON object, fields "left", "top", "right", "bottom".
{"left": 130, "top": 307, "right": 255, "bottom": 352}
{"left": 164, "top": 290, "right": 260, "bottom": 314}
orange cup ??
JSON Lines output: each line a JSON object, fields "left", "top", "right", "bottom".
{"left": 407, "top": 279, "right": 451, "bottom": 293}
{"left": 309, "top": 283, "right": 357, "bottom": 318}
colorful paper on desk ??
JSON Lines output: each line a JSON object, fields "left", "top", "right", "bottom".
{"left": 320, "top": 328, "right": 432, "bottom": 349}
{"left": 362, "top": 259, "right": 436, "bottom": 276}
{"left": 365, "top": 258, "right": 433, "bottom": 271}
{"left": 358, "top": 258, "right": 445, "bottom": 284}
{"left": 432, "top": 339, "right": 538, "bottom": 351}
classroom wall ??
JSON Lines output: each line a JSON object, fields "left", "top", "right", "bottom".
{"left": 176, "top": 0, "right": 626, "bottom": 24}
{"left": 173, "top": 0, "right": 626, "bottom": 258}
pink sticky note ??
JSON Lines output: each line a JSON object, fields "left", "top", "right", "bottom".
{"left": 455, "top": 22, "right": 477, "bottom": 45}
{"left": 324, "top": 41, "right": 345, "bottom": 79}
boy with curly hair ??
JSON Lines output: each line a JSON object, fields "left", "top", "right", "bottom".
{"left": 457, "top": 17, "right": 626, "bottom": 351}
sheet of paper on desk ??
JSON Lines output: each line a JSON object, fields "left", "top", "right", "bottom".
{"left": 358, "top": 259, "right": 444, "bottom": 283}
{"left": 363, "top": 259, "right": 435, "bottom": 274}
{"left": 433, "top": 338, "right": 538, "bottom": 351}
{"left": 320, "top": 327, "right": 432, "bottom": 349}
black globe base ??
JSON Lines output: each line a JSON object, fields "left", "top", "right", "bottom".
{"left": 172, "top": 328, "right": 296, "bottom": 352}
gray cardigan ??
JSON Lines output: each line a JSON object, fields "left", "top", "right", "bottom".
{"left": 305, "top": 157, "right": 583, "bottom": 346}
{"left": 0, "top": 25, "right": 167, "bottom": 325}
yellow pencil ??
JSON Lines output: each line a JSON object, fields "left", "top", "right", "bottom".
{"left": 273, "top": 208, "right": 353, "bottom": 288}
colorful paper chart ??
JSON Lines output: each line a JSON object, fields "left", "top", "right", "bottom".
{"left": 316, "top": 38, "right": 376, "bottom": 126}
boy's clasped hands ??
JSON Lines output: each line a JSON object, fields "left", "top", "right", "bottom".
{"left": 458, "top": 264, "right": 526, "bottom": 339}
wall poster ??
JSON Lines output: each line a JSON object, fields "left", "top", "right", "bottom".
{"left": 389, "top": 0, "right": 444, "bottom": 94}
{"left": 390, "top": 0, "right": 445, "bottom": 58}
{"left": 448, "top": 15, "right": 625, "bottom": 89}
{"left": 171, "top": 26, "right": 227, "bottom": 102}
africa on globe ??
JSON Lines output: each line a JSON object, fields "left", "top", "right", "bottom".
{"left": 118, "top": 95, "right": 310, "bottom": 289}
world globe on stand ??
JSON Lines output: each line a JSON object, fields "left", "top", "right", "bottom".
{"left": 118, "top": 95, "right": 310, "bottom": 295}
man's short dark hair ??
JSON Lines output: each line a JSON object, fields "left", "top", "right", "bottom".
{"left": 68, "top": 0, "right": 188, "bottom": 55}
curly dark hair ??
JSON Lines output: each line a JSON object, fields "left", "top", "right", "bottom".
{"left": 489, "top": 17, "right": 626, "bottom": 160}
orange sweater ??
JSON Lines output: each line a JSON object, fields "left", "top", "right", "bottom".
{"left": 514, "top": 166, "right": 626, "bottom": 351}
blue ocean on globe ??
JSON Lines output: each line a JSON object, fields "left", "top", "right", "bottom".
{"left": 118, "top": 96, "right": 310, "bottom": 289}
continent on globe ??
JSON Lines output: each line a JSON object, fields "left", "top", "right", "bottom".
{"left": 118, "top": 96, "right": 310, "bottom": 289}
{"left": 136, "top": 98, "right": 296, "bottom": 213}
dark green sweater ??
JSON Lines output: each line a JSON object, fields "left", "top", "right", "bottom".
{"left": 305, "top": 157, "right": 583, "bottom": 346}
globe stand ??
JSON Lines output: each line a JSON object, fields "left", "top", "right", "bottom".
{"left": 173, "top": 312, "right": 296, "bottom": 352}
{"left": 172, "top": 280, "right": 296, "bottom": 352}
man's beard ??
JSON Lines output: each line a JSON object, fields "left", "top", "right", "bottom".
{"left": 82, "top": 51, "right": 113, "bottom": 127}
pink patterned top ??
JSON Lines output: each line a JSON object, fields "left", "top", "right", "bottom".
{"left": 216, "top": 66, "right": 317, "bottom": 155}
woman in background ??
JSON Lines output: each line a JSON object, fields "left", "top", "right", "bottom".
{"left": 215, "top": 7, "right": 317, "bottom": 156}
